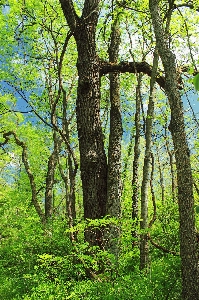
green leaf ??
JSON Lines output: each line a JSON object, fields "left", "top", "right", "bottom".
{"left": 193, "top": 73, "right": 199, "bottom": 91}
{"left": 195, "top": 205, "right": 199, "bottom": 214}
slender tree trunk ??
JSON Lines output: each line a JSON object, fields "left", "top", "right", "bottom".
{"left": 62, "top": 87, "right": 77, "bottom": 242}
{"left": 59, "top": 153, "right": 77, "bottom": 242}
{"left": 148, "top": 152, "right": 156, "bottom": 228}
{"left": 140, "top": 49, "right": 158, "bottom": 270}
{"left": 45, "top": 131, "right": 59, "bottom": 219}
{"left": 132, "top": 76, "right": 141, "bottom": 248}
{"left": 149, "top": 1, "right": 199, "bottom": 298}
{"left": 165, "top": 134, "right": 176, "bottom": 201}
{"left": 156, "top": 147, "right": 165, "bottom": 204}
{"left": 68, "top": 155, "right": 76, "bottom": 220}
{"left": 105, "top": 18, "right": 122, "bottom": 255}
{"left": 45, "top": 55, "right": 60, "bottom": 220}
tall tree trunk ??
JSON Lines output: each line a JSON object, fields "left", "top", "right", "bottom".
{"left": 105, "top": 18, "right": 122, "bottom": 255}
{"left": 165, "top": 133, "right": 176, "bottom": 201}
{"left": 140, "top": 49, "right": 158, "bottom": 270}
{"left": 57, "top": 89, "right": 77, "bottom": 242}
{"left": 149, "top": 1, "right": 199, "bottom": 298}
{"left": 59, "top": 0, "right": 107, "bottom": 246}
{"left": 132, "top": 76, "right": 141, "bottom": 248}
{"left": 156, "top": 147, "right": 165, "bottom": 204}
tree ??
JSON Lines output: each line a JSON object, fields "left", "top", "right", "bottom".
{"left": 59, "top": 0, "right": 108, "bottom": 247}
{"left": 149, "top": 0, "right": 199, "bottom": 298}
{"left": 105, "top": 16, "right": 122, "bottom": 255}
{"left": 140, "top": 48, "right": 158, "bottom": 270}
{"left": 0, "top": 0, "right": 79, "bottom": 233}
{"left": 1, "top": 1, "right": 199, "bottom": 298}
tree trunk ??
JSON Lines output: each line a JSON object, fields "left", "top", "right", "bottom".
{"left": 132, "top": 76, "right": 141, "bottom": 248}
{"left": 105, "top": 19, "right": 122, "bottom": 255}
{"left": 149, "top": 1, "right": 199, "bottom": 298}
{"left": 59, "top": 0, "right": 107, "bottom": 246}
{"left": 62, "top": 87, "right": 77, "bottom": 242}
{"left": 164, "top": 128, "right": 176, "bottom": 201}
{"left": 140, "top": 48, "right": 158, "bottom": 270}
{"left": 45, "top": 131, "right": 59, "bottom": 220}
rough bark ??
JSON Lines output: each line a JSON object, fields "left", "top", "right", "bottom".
{"left": 149, "top": 0, "right": 199, "bottom": 298}
{"left": 104, "top": 19, "right": 122, "bottom": 255}
{"left": 59, "top": 0, "right": 107, "bottom": 246}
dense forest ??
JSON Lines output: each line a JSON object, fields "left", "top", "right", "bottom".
{"left": 0, "top": 0, "right": 199, "bottom": 299}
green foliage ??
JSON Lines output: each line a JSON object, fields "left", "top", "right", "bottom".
{"left": 0, "top": 202, "right": 181, "bottom": 299}
{"left": 0, "top": 0, "right": 198, "bottom": 299}
{"left": 0, "top": 199, "right": 181, "bottom": 299}
{"left": 0, "top": 242, "right": 181, "bottom": 300}
{"left": 195, "top": 205, "right": 199, "bottom": 214}
{"left": 193, "top": 73, "right": 199, "bottom": 91}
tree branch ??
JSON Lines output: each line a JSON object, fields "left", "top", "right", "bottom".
{"left": 100, "top": 61, "right": 166, "bottom": 89}
{"left": 148, "top": 232, "right": 179, "bottom": 256}
{"left": 176, "top": 2, "right": 199, "bottom": 13}
{"left": 59, "top": 0, "right": 79, "bottom": 33}
{"left": 100, "top": 60, "right": 198, "bottom": 90}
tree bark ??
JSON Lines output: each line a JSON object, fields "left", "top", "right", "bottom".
{"left": 105, "top": 18, "right": 122, "bottom": 255}
{"left": 45, "top": 131, "right": 59, "bottom": 219}
{"left": 140, "top": 49, "right": 158, "bottom": 270}
{"left": 149, "top": 0, "right": 199, "bottom": 298}
{"left": 132, "top": 75, "right": 142, "bottom": 248}
{"left": 59, "top": 0, "right": 107, "bottom": 246}
{"left": 165, "top": 134, "right": 176, "bottom": 201}
{"left": 62, "top": 87, "right": 77, "bottom": 242}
